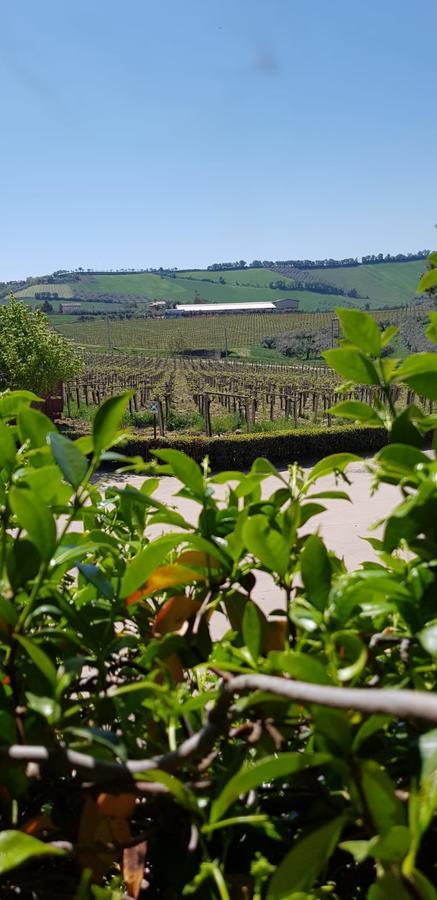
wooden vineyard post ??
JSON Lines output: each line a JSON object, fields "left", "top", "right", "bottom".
{"left": 165, "top": 393, "right": 171, "bottom": 422}
{"left": 203, "top": 394, "right": 212, "bottom": 437}
{"left": 157, "top": 399, "right": 165, "bottom": 437}
{"left": 65, "top": 385, "right": 71, "bottom": 418}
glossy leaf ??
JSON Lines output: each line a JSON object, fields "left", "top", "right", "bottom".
{"left": 337, "top": 308, "right": 381, "bottom": 355}
{"left": 210, "top": 753, "right": 328, "bottom": 824}
{"left": 153, "top": 448, "right": 204, "bottom": 495}
{"left": 266, "top": 816, "right": 345, "bottom": 898}
{"left": 323, "top": 348, "right": 380, "bottom": 384}
{"left": 92, "top": 391, "right": 133, "bottom": 454}
{"left": 300, "top": 535, "right": 331, "bottom": 611}
{"left": 9, "top": 486, "right": 56, "bottom": 560}
{"left": 243, "top": 515, "right": 290, "bottom": 577}
{"left": 48, "top": 433, "right": 88, "bottom": 488}
{"left": 0, "top": 830, "right": 64, "bottom": 874}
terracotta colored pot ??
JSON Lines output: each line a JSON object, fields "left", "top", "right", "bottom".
{"left": 38, "top": 382, "right": 64, "bottom": 421}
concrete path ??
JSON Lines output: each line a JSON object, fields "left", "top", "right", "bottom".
{"left": 100, "top": 461, "right": 399, "bottom": 625}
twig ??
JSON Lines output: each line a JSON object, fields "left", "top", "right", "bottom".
{"left": 2, "top": 675, "right": 437, "bottom": 784}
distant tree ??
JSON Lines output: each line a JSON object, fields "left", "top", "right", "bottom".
{"left": 41, "top": 299, "right": 53, "bottom": 313}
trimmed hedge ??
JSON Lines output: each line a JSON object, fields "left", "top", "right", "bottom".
{"left": 63, "top": 423, "right": 387, "bottom": 468}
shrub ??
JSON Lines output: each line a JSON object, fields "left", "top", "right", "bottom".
{"left": 0, "top": 296, "right": 81, "bottom": 396}
{"left": 2, "top": 292, "right": 437, "bottom": 897}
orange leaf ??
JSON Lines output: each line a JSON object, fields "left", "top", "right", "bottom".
{"left": 21, "top": 814, "right": 55, "bottom": 837}
{"left": 78, "top": 795, "right": 132, "bottom": 882}
{"left": 153, "top": 594, "right": 201, "bottom": 636}
{"left": 262, "top": 620, "right": 287, "bottom": 653}
{"left": 176, "top": 550, "right": 221, "bottom": 570}
{"left": 125, "top": 563, "right": 205, "bottom": 607}
{"left": 123, "top": 840, "right": 147, "bottom": 898}
{"left": 96, "top": 793, "right": 136, "bottom": 819}
{"left": 146, "top": 564, "right": 205, "bottom": 592}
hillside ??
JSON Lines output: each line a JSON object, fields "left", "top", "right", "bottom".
{"left": 271, "top": 259, "right": 425, "bottom": 306}
{"left": 11, "top": 256, "right": 426, "bottom": 312}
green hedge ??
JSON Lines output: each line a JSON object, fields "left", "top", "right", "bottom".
{"left": 61, "top": 424, "right": 387, "bottom": 468}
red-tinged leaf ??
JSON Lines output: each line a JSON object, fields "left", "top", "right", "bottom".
{"left": 123, "top": 840, "right": 148, "bottom": 898}
{"left": 153, "top": 595, "right": 201, "bottom": 635}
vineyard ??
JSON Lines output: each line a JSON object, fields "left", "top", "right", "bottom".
{"left": 60, "top": 348, "right": 433, "bottom": 439}
{"left": 57, "top": 306, "right": 427, "bottom": 356}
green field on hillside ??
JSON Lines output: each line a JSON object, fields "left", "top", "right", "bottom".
{"left": 296, "top": 260, "right": 424, "bottom": 305}
{"left": 12, "top": 258, "right": 425, "bottom": 312}
{"left": 15, "top": 273, "right": 341, "bottom": 310}
{"left": 178, "top": 268, "right": 294, "bottom": 288}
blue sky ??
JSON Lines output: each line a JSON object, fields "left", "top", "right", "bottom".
{"left": 1, "top": 0, "right": 436, "bottom": 280}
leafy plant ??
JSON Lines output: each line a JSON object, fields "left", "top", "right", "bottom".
{"left": 0, "top": 296, "right": 81, "bottom": 396}
{"left": 2, "top": 279, "right": 437, "bottom": 897}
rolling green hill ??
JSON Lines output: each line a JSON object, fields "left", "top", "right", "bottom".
{"left": 283, "top": 259, "right": 425, "bottom": 306}
{"left": 12, "top": 257, "right": 425, "bottom": 312}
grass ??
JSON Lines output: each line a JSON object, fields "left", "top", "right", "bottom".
{"left": 12, "top": 259, "right": 424, "bottom": 312}
{"left": 296, "top": 260, "right": 425, "bottom": 306}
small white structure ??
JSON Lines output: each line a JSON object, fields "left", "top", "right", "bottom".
{"left": 174, "top": 298, "right": 299, "bottom": 315}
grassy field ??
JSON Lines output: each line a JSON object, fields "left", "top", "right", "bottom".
{"left": 15, "top": 274, "right": 346, "bottom": 311}
{"left": 294, "top": 260, "right": 424, "bottom": 306}
{"left": 12, "top": 258, "right": 424, "bottom": 311}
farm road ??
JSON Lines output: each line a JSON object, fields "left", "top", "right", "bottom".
{"left": 100, "top": 461, "right": 399, "bottom": 633}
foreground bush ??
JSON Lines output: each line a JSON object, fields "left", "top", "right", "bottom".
{"left": 1, "top": 308, "right": 437, "bottom": 897}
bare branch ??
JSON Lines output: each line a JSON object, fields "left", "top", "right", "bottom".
{"left": 2, "top": 675, "right": 437, "bottom": 784}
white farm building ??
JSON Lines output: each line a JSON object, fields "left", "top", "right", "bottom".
{"left": 169, "top": 298, "right": 299, "bottom": 317}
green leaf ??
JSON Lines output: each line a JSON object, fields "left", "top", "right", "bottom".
{"left": 426, "top": 312, "right": 437, "bottom": 344}
{"left": 0, "top": 422, "right": 16, "bottom": 472}
{"left": 268, "top": 650, "right": 331, "bottom": 684}
{"left": 381, "top": 325, "right": 399, "bottom": 347}
{"left": 242, "top": 602, "right": 262, "bottom": 661}
{"left": 336, "top": 308, "right": 381, "bottom": 355}
{"left": 323, "top": 348, "right": 380, "bottom": 385}
{"left": 243, "top": 515, "right": 290, "bottom": 577}
{"left": 419, "top": 729, "right": 437, "bottom": 780}
{"left": 92, "top": 391, "right": 133, "bottom": 454}
{"left": 352, "top": 714, "right": 391, "bottom": 752}
{"left": 120, "top": 534, "right": 184, "bottom": 598}
{"left": 371, "top": 826, "right": 411, "bottom": 864}
{"left": 134, "top": 769, "right": 197, "bottom": 812}
{"left": 0, "top": 390, "right": 42, "bottom": 421}
{"left": 17, "top": 407, "right": 57, "bottom": 448}
{"left": 266, "top": 816, "right": 345, "bottom": 898}
{"left": 377, "top": 443, "right": 429, "bottom": 477}
{"left": 359, "top": 760, "right": 405, "bottom": 834}
{"left": 0, "top": 830, "right": 65, "bottom": 874}
{"left": 9, "top": 486, "right": 56, "bottom": 560}
{"left": 396, "top": 353, "right": 437, "bottom": 400}
{"left": 211, "top": 752, "right": 328, "bottom": 824}
{"left": 367, "top": 872, "right": 418, "bottom": 900}
{"left": 152, "top": 448, "right": 204, "bottom": 495}
{"left": 6, "top": 539, "right": 41, "bottom": 590}
{"left": 308, "top": 453, "right": 360, "bottom": 483}
{"left": 300, "top": 535, "right": 331, "bottom": 612}
{"left": 333, "top": 631, "right": 367, "bottom": 682}
{"left": 328, "top": 400, "right": 381, "bottom": 424}
{"left": 15, "top": 635, "right": 57, "bottom": 688}
{"left": 418, "top": 268, "right": 437, "bottom": 293}
{"left": 48, "top": 433, "right": 88, "bottom": 489}
{"left": 418, "top": 623, "right": 437, "bottom": 657}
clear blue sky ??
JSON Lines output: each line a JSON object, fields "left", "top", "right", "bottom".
{"left": 1, "top": 0, "right": 436, "bottom": 281}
